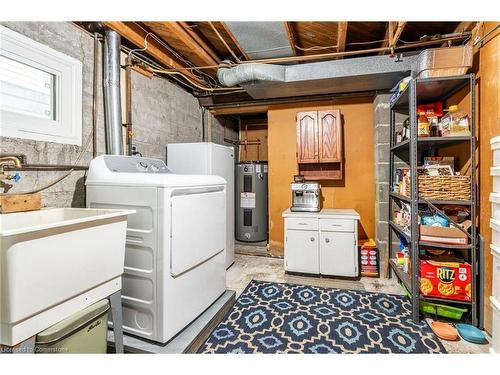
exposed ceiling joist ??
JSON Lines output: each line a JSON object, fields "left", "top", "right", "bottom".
{"left": 380, "top": 21, "right": 407, "bottom": 53}
{"left": 337, "top": 22, "right": 348, "bottom": 52}
{"left": 391, "top": 21, "right": 407, "bottom": 46}
{"left": 146, "top": 22, "right": 220, "bottom": 67}
{"left": 104, "top": 21, "right": 204, "bottom": 85}
{"left": 210, "top": 105, "right": 270, "bottom": 116}
{"left": 284, "top": 22, "right": 300, "bottom": 56}
{"left": 218, "top": 22, "right": 250, "bottom": 61}
{"left": 179, "top": 22, "right": 221, "bottom": 63}
{"left": 441, "top": 21, "right": 477, "bottom": 46}
{"left": 452, "top": 21, "right": 477, "bottom": 33}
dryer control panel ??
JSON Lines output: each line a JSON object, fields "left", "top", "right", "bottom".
{"left": 102, "top": 155, "right": 171, "bottom": 174}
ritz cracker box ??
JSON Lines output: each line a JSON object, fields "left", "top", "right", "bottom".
{"left": 420, "top": 260, "right": 472, "bottom": 301}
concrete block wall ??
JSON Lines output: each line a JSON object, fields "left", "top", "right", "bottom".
{"left": 373, "top": 94, "right": 391, "bottom": 268}
{"left": 0, "top": 22, "right": 237, "bottom": 208}
{"left": 0, "top": 22, "right": 104, "bottom": 207}
{"left": 373, "top": 93, "right": 408, "bottom": 273}
{"left": 131, "top": 67, "right": 238, "bottom": 162}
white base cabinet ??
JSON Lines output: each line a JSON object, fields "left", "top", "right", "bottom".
{"left": 286, "top": 230, "right": 319, "bottom": 274}
{"left": 283, "top": 209, "right": 360, "bottom": 277}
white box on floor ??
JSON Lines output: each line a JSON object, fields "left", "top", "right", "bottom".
{"left": 492, "top": 136, "right": 500, "bottom": 168}
{"left": 492, "top": 244, "right": 500, "bottom": 302}
{"left": 490, "top": 296, "right": 500, "bottom": 354}
{"left": 492, "top": 193, "right": 500, "bottom": 220}
{"left": 492, "top": 219, "right": 500, "bottom": 246}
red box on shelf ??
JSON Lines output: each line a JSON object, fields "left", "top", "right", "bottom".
{"left": 417, "top": 102, "right": 444, "bottom": 117}
{"left": 420, "top": 260, "right": 472, "bottom": 301}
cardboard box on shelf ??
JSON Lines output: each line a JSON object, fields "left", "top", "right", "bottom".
{"left": 415, "top": 45, "right": 473, "bottom": 79}
{"left": 420, "top": 260, "right": 472, "bottom": 301}
{"left": 419, "top": 224, "right": 469, "bottom": 245}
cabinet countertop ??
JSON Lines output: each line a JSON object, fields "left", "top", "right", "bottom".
{"left": 282, "top": 208, "right": 360, "bottom": 220}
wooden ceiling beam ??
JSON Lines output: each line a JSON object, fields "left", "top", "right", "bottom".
{"left": 284, "top": 22, "right": 300, "bottom": 56}
{"left": 210, "top": 104, "right": 269, "bottom": 116}
{"left": 391, "top": 21, "right": 407, "bottom": 46}
{"left": 380, "top": 21, "right": 407, "bottom": 54}
{"left": 150, "top": 22, "right": 220, "bottom": 66}
{"left": 218, "top": 22, "right": 250, "bottom": 61}
{"left": 442, "top": 21, "right": 477, "bottom": 46}
{"left": 104, "top": 21, "right": 204, "bottom": 85}
{"left": 179, "top": 22, "right": 221, "bottom": 63}
{"left": 337, "top": 22, "right": 348, "bottom": 52}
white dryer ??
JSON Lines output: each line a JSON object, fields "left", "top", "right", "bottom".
{"left": 85, "top": 155, "right": 226, "bottom": 343}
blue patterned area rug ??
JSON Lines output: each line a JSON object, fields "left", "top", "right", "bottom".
{"left": 199, "top": 280, "right": 447, "bottom": 354}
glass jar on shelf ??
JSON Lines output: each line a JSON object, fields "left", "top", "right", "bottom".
{"left": 440, "top": 105, "right": 470, "bottom": 137}
{"left": 417, "top": 112, "right": 430, "bottom": 137}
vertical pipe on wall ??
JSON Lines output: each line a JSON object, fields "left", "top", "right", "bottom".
{"left": 201, "top": 107, "right": 206, "bottom": 142}
{"left": 103, "top": 29, "right": 124, "bottom": 155}
{"left": 238, "top": 116, "right": 242, "bottom": 161}
{"left": 125, "top": 56, "right": 133, "bottom": 156}
{"left": 92, "top": 32, "right": 99, "bottom": 158}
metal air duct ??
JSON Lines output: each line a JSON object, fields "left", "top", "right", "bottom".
{"left": 216, "top": 54, "right": 418, "bottom": 99}
{"left": 217, "top": 61, "right": 285, "bottom": 87}
{"left": 103, "top": 29, "right": 124, "bottom": 155}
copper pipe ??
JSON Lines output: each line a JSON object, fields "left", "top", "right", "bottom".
{"left": 244, "top": 122, "right": 248, "bottom": 160}
{"left": 238, "top": 35, "right": 470, "bottom": 65}
{"left": 149, "top": 34, "right": 471, "bottom": 72}
{"left": 0, "top": 156, "right": 22, "bottom": 169}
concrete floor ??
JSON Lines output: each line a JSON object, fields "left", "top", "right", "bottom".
{"left": 227, "top": 252, "right": 490, "bottom": 354}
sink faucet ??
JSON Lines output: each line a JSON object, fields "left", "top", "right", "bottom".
{"left": 0, "top": 156, "right": 22, "bottom": 184}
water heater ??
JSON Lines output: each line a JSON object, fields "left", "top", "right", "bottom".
{"left": 235, "top": 161, "right": 268, "bottom": 242}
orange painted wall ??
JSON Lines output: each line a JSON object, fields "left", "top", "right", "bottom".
{"left": 267, "top": 98, "right": 375, "bottom": 254}
{"left": 477, "top": 22, "right": 499, "bottom": 333}
{"left": 444, "top": 23, "right": 499, "bottom": 332}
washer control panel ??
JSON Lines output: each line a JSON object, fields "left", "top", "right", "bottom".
{"left": 102, "top": 155, "right": 171, "bottom": 174}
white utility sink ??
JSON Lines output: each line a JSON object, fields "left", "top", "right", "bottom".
{"left": 0, "top": 208, "right": 134, "bottom": 347}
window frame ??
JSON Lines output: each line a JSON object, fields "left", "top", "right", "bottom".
{"left": 0, "top": 26, "right": 83, "bottom": 145}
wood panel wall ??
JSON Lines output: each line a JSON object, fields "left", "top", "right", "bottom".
{"left": 478, "top": 22, "right": 500, "bottom": 333}
{"left": 239, "top": 123, "right": 268, "bottom": 162}
{"left": 267, "top": 98, "right": 375, "bottom": 255}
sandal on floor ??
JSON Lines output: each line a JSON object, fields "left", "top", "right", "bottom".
{"left": 455, "top": 323, "right": 488, "bottom": 344}
{"left": 430, "top": 320, "right": 459, "bottom": 341}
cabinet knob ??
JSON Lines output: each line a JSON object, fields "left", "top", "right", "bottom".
{"left": 325, "top": 238, "right": 330, "bottom": 243}
{"left": 310, "top": 237, "right": 315, "bottom": 242}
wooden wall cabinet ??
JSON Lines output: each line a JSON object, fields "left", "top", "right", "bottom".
{"left": 296, "top": 109, "right": 343, "bottom": 180}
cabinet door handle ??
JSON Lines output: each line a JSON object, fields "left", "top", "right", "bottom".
{"left": 298, "top": 222, "right": 308, "bottom": 226}
{"left": 325, "top": 238, "right": 330, "bottom": 243}
{"left": 310, "top": 237, "right": 315, "bottom": 242}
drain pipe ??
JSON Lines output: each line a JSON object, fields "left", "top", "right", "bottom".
{"left": 103, "top": 28, "right": 124, "bottom": 155}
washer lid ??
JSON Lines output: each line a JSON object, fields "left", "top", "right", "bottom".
{"left": 86, "top": 155, "right": 226, "bottom": 188}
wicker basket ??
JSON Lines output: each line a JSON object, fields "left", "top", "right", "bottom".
{"left": 403, "top": 175, "right": 471, "bottom": 201}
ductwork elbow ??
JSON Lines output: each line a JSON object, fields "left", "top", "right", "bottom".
{"left": 217, "top": 62, "right": 286, "bottom": 87}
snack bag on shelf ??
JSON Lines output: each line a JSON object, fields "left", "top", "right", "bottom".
{"left": 440, "top": 105, "right": 470, "bottom": 137}
{"left": 420, "top": 260, "right": 472, "bottom": 301}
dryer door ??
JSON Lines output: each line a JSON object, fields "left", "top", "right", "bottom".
{"left": 170, "top": 188, "right": 226, "bottom": 276}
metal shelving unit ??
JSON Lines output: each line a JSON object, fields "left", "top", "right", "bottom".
{"left": 388, "top": 74, "right": 478, "bottom": 325}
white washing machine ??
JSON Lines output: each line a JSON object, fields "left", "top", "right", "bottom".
{"left": 85, "top": 155, "right": 226, "bottom": 343}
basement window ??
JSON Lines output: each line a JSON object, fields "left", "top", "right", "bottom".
{"left": 0, "top": 26, "right": 83, "bottom": 145}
